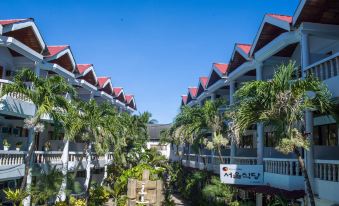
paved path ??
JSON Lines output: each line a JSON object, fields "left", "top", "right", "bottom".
{"left": 171, "top": 194, "right": 190, "bottom": 206}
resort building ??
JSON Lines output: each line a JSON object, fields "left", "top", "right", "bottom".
{"left": 175, "top": 1, "right": 339, "bottom": 205}
{"left": 0, "top": 18, "right": 136, "bottom": 203}
{"left": 146, "top": 123, "right": 171, "bottom": 159}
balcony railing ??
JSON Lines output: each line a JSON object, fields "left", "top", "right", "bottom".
{"left": 264, "top": 158, "right": 302, "bottom": 176}
{"left": 0, "top": 151, "right": 27, "bottom": 166}
{"left": 315, "top": 159, "right": 339, "bottom": 182}
{"left": 0, "top": 79, "right": 32, "bottom": 102}
{"left": 305, "top": 52, "right": 339, "bottom": 81}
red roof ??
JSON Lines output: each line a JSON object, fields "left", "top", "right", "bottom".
{"left": 0, "top": 19, "right": 28, "bottom": 25}
{"left": 237, "top": 44, "right": 252, "bottom": 54}
{"left": 77, "top": 64, "right": 92, "bottom": 74}
{"left": 125, "top": 95, "right": 134, "bottom": 103}
{"left": 213, "top": 63, "right": 228, "bottom": 74}
{"left": 181, "top": 95, "right": 188, "bottom": 104}
{"left": 113, "top": 87, "right": 123, "bottom": 96}
{"left": 199, "top": 77, "right": 208, "bottom": 89}
{"left": 46, "top": 45, "right": 68, "bottom": 57}
{"left": 188, "top": 87, "right": 198, "bottom": 98}
{"left": 267, "top": 14, "right": 293, "bottom": 23}
{"left": 97, "top": 77, "right": 110, "bottom": 88}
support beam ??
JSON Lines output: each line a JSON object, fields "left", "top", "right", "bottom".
{"left": 256, "top": 62, "right": 264, "bottom": 165}
{"left": 229, "top": 81, "right": 236, "bottom": 163}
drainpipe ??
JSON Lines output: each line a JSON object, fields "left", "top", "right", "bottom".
{"left": 256, "top": 62, "right": 264, "bottom": 165}
{"left": 229, "top": 81, "right": 236, "bottom": 163}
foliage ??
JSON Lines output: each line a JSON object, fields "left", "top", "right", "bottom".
{"left": 202, "top": 176, "right": 234, "bottom": 204}
{"left": 2, "top": 139, "right": 10, "bottom": 147}
{"left": 70, "top": 197, "right": 86, "bottom": 206}
{"left": 89, "top": 184, "right": 110, "bottom": 206}
{"left": 30, "top": 165, "right": 63, "bottom": 205}
{"left": 4, "top": 188, "right": 28, "bottom": 206}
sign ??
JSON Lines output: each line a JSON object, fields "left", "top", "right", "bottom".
{"left": 220, "top": 164, "right": 263, "bottom": 185}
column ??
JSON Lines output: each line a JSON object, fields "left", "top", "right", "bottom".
{"left": 256, "top": 193, "right": 263, "bottom": 206}
{"left": 101, "top": 153, "right": 108, "bottom": 186}
{"left": 301, "top": 32, "right": 310, "bottom": 78}
{"left": 35, "top": 62, "right": 41, "bottom": 77}
{"left": 210, "top": 93, "right": 216, "bottom": 102}
{"left": 256, "top": 63, "right": 264, "bottom": 165}
{"left": 229, "top": 81, "right": 236, "bottom": 163}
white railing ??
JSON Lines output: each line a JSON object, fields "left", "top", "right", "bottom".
{"left": 0, "top": 79, "right": 32, "bottom": 102}
{"left": 69, "top": 151, "right": 85, "bottom": 162}
{"left": 0, "top": 150, "right": 27, "bottom": 166}
{"left": 315, "top": 159, "right": 339, "bottom": 182}
{"left": 35, "top": 151, "right": 63, "bottom": 164}
{"left": 107, "top": 152, "right": 114, "bottom": 162}
{"left": 264, "top": 158, "right": 302, "bottom": 176}
{"left": 305, "top": 52, "right": 339, "bottom": 81}
{"left": 233, "top": 156, "right": 257, "bottom": 165}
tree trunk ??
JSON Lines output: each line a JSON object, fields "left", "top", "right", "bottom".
{"left": 57, "top": 139, "right": 69, "bottom": 202}
{"left": 21, "top": 129, "right": 36, "bottom": 190}
{"left": 294, "top": 148, "right": 315, "bottom": 206}
{"left": 72, "top": 143, "right": 87, "bottom": 180}
{"left": 217, "top": 146, "right": 224, "bottom": 164}
{"left": 84, "top": 142, "right": 92, "bottom": 203}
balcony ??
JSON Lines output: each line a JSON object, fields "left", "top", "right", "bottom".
{"left": 0, "top": 150, "right": 113, "bottom": 179}
{"left": 305, "top": 52, "right": 339, "bottom": 97}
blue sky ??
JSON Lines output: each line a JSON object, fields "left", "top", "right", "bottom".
{"left": 3, "top": 0, "right": 299, "bottom": 123}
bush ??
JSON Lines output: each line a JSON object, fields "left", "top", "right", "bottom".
{"left": 70, "top": 197, "right": 86, "bottom": 206}
{"left": 89, "top": 184, "right": 110, "bottom": 206}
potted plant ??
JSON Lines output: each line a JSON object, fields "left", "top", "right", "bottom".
{"left": 44, "top": 141, "right": 51, "bottom": 151}
{"left": 16, "top": 141, "right": 22, "bottom": 151}
{"left": 3, "top": 139, "right": 10, "bottom": 151}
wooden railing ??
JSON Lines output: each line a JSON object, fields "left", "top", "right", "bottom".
{"left": 264, "top": 158, "right": 302, "bottom": 176}
{"left": 305, "top": 52, "right": 339, "bottom": 81}
{"left": 315, "top": 159, "right": 339, "bottom": 182}
{"left": 0, "top": 151, "right": 26, "bottom": 166}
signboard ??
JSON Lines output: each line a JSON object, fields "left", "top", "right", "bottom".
{"left": 220, "top": 164, "right": 263, "bottom": 185}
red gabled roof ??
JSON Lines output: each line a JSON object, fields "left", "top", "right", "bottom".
{"left": 188, "top": 87, "right": 198, "bottom": 98}
{"left": 46, "top": 45, "right": 68, "bottom": 57}
{"left": 199, "top": 77, "right": 208, "bottom": 89}
{"left": 213, "top": 63, "right": 228, "bottom": 75}
{"left": 267, "top": 14, "right": 293, "bottom": 23}
{"left": 125, "top": 95, "right": 134, "bottom": 103}
{"left": 0, "top": 19, "right": 28, "bottom": 25}
{"left": 97, "top": 77, "right": 110, "bottom": 88}
{"left": 181, "top": 95, "right": 188, "bottom": 105}
{"left": 113, "top": 87, "right": 123, "bottom": 96}
{"left": 237, "top": 43, "right": 251, "bottom": 54}
{"left": 77, "top": 64, "right": 92, "bottom": 74}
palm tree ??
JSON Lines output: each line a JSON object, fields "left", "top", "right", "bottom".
{"left": 55, "top": 100, "right": 84, "bottom": 202}
{"left": 1, "top": 69, "right": 75, "bottom": 199}
{"left": 232, "top": 62, "right": 333, "bottom": 206}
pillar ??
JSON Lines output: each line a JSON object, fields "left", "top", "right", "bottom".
{"left": 256, "top": 63, "right": 264, "bottom": 165}
{"left": 229, "top": 81, "right": 236, "bottom": 163}
{"left": 301, "top": 32, "right": 310, "bottom": 78}
{"left": 101, "top": 153, "right": 108, "bottom": 186}
{"left": 35, "top": 62, "right": 41, "bottom": 77}
{"left": 256, "top": 193, "right": 263, "bottom": 206}
{"left": 210, "top": 93, "right": 216, "bottom": 102}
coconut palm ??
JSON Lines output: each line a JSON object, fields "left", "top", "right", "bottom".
{"left": 232, "top": 62, "right": 333, "bottom": 206}
{"left": 0, "top": 69, "right": 75, "bottom": 193}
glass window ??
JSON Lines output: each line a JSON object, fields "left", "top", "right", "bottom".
{"left": 313, "top": 124, "right": 338, "bottom": 146}
{"left": 240, "top": 135, "right": 253, "bottom": 148}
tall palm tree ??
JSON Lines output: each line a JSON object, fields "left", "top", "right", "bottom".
{"left": 232, "top": 62, "right": 333, "bottom": 206}
{"left": 1, "top": 69, "right": 75, "bottom": 198}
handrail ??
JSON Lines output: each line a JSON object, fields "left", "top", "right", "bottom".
{"left": 305, "top": 52, "right": 339, "bottom": 71}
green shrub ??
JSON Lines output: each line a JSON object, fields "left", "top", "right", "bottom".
{"left": 89, "top": 184, "right": 110, "bottom": 206}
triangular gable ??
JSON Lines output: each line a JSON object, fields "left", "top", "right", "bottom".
{"left": 97, "top": 77, "right": 113, "bottom": 95}
{"left": 125, "top": 95, "right": 136, "bottom": 110}
{"left": 113, "top": 87, "right": 126, "bottom": 103}
{"left": 0, "top": 18, "right": 47, "bottom": 54}
{"left": 76, "top": 64, "right": 98, "bottom": 86}
{"left": 186, "top": 87, "right": 198, "bottom": 104}
{"left": 45, "top": 45, "right": 76, "bottom": 73}
{"left": 250, "top": 14, "right": 292, "bottom": 56}
{"left": 181, "top": 95, "right": 188, "bottom": 106}
{"left": 228, "top": 43, "right": 251, "bottom": 74}
{"left": 196, "top": 77, "right": 208, "bottom": 98}
{"left": 206, "top": 63, "right": 228, "bottom": 88}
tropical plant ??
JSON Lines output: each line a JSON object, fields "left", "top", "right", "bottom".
{"left": 232, "top": 62, "right": 333, "bottom": 206}
{"left": 89, "top": 184, "right": 110, "bottom": 206}
{"left": 30, "top": 164, "right": 63, "bottom": 205}
{"left": 4, "top": 188, "right": 28, "bottom": 206}
{"left": 1, "top": 68, "right": 75, "bottom": 192}
{"left": 70, "top": 197, "right": 86, "bottom": 206}
{"left": 202, "top": 176, "right": 234, "bottom": 204}
{"left": 3, "top": 139, "right": 10, "bottom": 147}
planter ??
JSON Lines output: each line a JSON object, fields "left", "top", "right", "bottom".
{"left": 4, "top": 146, "right": 9, "bottom": 151}
{"left": 16, "top": 147, "right": 20, "bottom": 151}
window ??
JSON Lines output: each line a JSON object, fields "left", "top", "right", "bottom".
{"left": 313, "top": 124, "right": 338, "bottom": 146}
{"left": 264, "top": 132, "right": 278, "bottom": 147}
{"left": 240, "top": 135, "right": 253, "bottom": 148}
